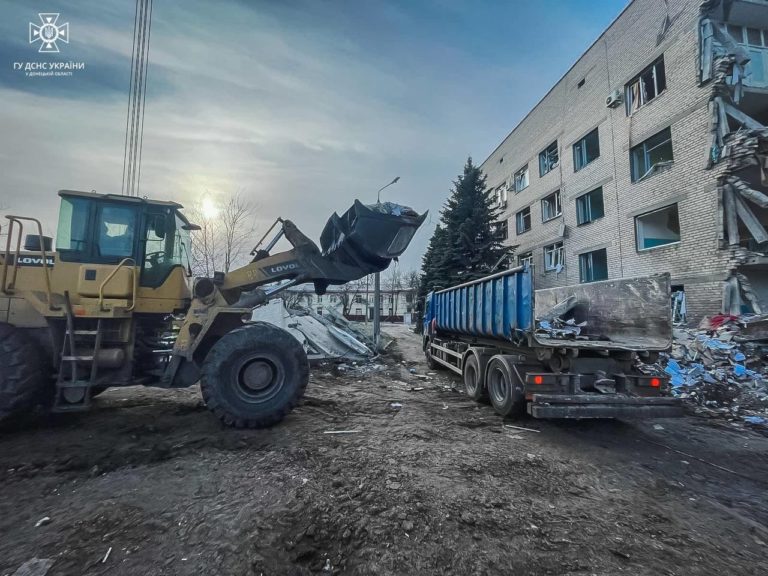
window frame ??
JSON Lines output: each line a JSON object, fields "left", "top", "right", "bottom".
{"left": 515, "top": 206, "right": 532, "bottom": 235}
{"left": 541, "top": 190, "right": 562, "bottom": 222}
{"left": 495, "top": 184, "right": 508, "bottom": 208}
{"left": 625, "top": 56, "right": 667, "bottom": 115}
{"left": 573, "top": 128, "right": 600, "bottom": 172}
{"left": 543, "top": 241, "right": 564, "bottom": 271}
{"left": 576, "top": 187, "right": 605, "bottom": 226}
{"left": 538, "top": 141, "right": 559, "bottom": 176}
{"left": 494, "top": 220, "right": 509, "bottom": 241}
{"left": 513, "top": 164, "right": 529, "bottom": 193}
{"left": 634, "top": 203, "right": 681, "bottom": 252}
{"left": 578, "top": 248, "right": 609, "bottom": 283}
{"left": 630, "top": 127, "right": 673, "bottom": 182}
{"left": 518, "top": 251, "right": 533, "bottom": 267}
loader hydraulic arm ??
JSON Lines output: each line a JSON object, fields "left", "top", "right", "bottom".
{"left": 169, "top": 199, "right": 426, "bottom": 375}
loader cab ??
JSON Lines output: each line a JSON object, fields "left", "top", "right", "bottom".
{"left": 55, "top": 190, "right": 193, "bottom": 288}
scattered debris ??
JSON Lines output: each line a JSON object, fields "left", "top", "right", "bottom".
{"left": 653, "top": 424, "right": 665, "bottom": 431}
{"left": 640, "top": 318, "right": 768, "bottom": 425}
{"left": 504, "top": 424, "right": 541, "bottom": 434}
{"left": 102, "top": 547, "right": 112, "bottom": 564}
{"left": 251, "top": 299, "right": 374, "bottom": 362}
{"left": 323, "top": 430, "right": 362, "bottom": 435}
{"left": 12, "top": 559, "right": 53, "bottom": 576}
{"left": 390, "top": 403, "right": 403, "bottom": 409}
{"left": 34, "top": 516, "right": 51, "bottom": 527}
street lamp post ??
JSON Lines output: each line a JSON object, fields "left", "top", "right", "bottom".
{"left": 373, "top": 176, "right": 400, "bottom": 351}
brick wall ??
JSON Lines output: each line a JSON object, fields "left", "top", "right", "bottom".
{"left": 480, "top": 0, "right": 745, "bottom": 320}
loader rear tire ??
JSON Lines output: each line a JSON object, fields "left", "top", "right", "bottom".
{"left": 0, "top": 323, "right": 50, "bottom": 424}
{"left": 201, "top": 322, "right": 309, "bottom": 429}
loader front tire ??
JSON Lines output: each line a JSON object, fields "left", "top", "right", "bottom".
{"left": 0, "top": 323, "right": 49, "bottom": 424}
{"left": 201, "top": 322, "right": 309, "bottom": 429}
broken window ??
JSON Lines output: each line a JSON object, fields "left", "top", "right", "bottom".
{"left": 576, "top": 187, "right": 605, "bottom": 225}
{"left": 579, "top": 248, "right": 608, "bottom": 283}
{"left": 541, "top": 190, "right": 562, "bottom": 222}
{"left": 721, "top": 24, "right": 768, "bottom": 87}
{"left": 543, "top": 241, "right": 564, "bottom": 271}
{"left": 630, "top": 127, "right": 673, "bottom": 182}
{"left": 514, "top": 165, "right": 529, "bottom": 193}
{"left": 493, "top": 220, "right": 509, "bottom": 241}
{"left": 635, "top": 203, "right": 680, "bottom": 250}
{"left": 539, "top": 141, "right": 559, "bottom": 176}
{"left": 573, "top": 128, "right": 600, "bottom": 171}
{"left": 518, "top": 251, "right": 533, "bottom": 267}
{"left": 354, "top": 294, "right": 363, "bottom": 303}
{"left": 516, "top": 206, "right": 531, "bottom": 234}
{"left": 495, "top": 184, "right": 508, "bottom": 208}
{"left": 625, "top": 56, "right": 666, "bottom": 115}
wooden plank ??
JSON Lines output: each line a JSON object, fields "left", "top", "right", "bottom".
{"left": 736, "top": 182, "right": 768, "bottom": 208}
{"left": 734, "top": 192, "right": 768, "bottom": 243}
{"left": 723, "top": 184, "right": 741, "bottom": 246}
{"left": 722, "top": 101, "right": 765, "bottom": 130}
{"left": 700, "top": 19, "right": 714, "bottom": 82}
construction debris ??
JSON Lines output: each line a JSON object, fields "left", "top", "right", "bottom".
{"left": 11, "top": 559, "right": 53, "bottom": 576}
{"left": 640, "top": 316, "right": 768, "bottom": 426}
{"left": 251, "top": 299, "right": 373, "bottom": 362}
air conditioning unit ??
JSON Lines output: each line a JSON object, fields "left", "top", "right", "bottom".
{"left": 606, "top": 88, "right": 623, "bottom": 108}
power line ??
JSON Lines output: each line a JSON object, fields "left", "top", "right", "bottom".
{"left": 121, "top": 0, "right": 153, "bottom": 197}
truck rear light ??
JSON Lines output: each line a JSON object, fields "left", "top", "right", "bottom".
{"left": 533, "top": 375, "right": 544, "bottom": 385}
{"left": 650, "top": 377, "right": 661, "bottom": 388}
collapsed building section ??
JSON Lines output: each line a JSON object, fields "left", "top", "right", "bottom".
{"left": 702, "top": 0, "right": 768, "bottom": 315}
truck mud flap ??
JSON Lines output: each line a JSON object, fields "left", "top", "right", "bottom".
{"left": 529, "top": 394, "right": 684, "bottom": 419}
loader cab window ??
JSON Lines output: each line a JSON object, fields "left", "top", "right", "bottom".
{"left": 140, "top": 209, "right": 188, "bottom": 287}
{"left": 56, "top": 197, "right": 91, "bottom": 259}
{"left": 97, "top": 205, "right": 137, "bottom": 259}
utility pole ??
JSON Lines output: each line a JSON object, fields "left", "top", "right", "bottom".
{"left": 373, "top": 176, "right": 400, "bottom": 351}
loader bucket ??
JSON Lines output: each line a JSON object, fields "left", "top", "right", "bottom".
{"left": 319, "top": 200, "right": 427, "bottom": 269}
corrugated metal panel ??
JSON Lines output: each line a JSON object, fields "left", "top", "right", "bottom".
{"left": 430, "top": 267, "right": 533, "bottom": 340}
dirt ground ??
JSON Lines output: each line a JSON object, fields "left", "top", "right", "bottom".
{"left": 2, "top": 324, "right": 768, "bottom": 576}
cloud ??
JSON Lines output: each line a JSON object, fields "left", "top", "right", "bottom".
{"left": 0, "top": 0, "right": 629, "bottom": 270}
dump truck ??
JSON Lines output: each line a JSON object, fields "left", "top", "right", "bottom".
{"left": 422, "top": 265, "right": 682, "bottom": 419}
{"left": 0, "top": 191, "right": 425, "bottom": 427}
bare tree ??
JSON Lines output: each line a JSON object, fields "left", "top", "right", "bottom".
{"left": 187, "top": 192, "right": 258, "bottom": 276}
{"left": 282, "top": 289, "right": 311, "bottom": 310}
{"left": 403, "top": 269, "right": 419, "bottom": 314}
{"left": 336, "top": 279, "right": 366, "bottom": 317}
{"left": 384, "top": 265, "right": 402, "bottom": 318}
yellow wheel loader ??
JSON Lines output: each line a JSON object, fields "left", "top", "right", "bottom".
{"left": 0, "top": 191, "right": 425, "bottom": 427}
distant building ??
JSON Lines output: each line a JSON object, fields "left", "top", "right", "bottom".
{"left": 281, "top": 283, "right": 417, "bottom": 323}
{"left": 481, "top": 0, "right": 768, "bottom": 321}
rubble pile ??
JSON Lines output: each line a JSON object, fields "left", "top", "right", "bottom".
{"left": 647, "top": 315, "right": 768, "bottom": 427}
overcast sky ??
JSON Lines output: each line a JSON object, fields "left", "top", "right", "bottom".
{"left": 0, "top": 0, "right": 628, "bottom": 271}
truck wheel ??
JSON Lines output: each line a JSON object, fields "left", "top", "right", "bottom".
{"left": 201, "top": 322, "right": 309, "bottom": 429}
{"left": 486, "top": 355, "right": 525, "bottom": 418}
{"left": 0, "top": 323, "right": 50, "bottom": 424}
{"left": 424, "top": 339, "right": 439, "bottom": 370}
{"left": 463, "top": 353, "right": 488, "bottom": 402}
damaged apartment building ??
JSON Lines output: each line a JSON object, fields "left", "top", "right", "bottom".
{"left": 481, "top": 0, "right": 768, "bottom": 321}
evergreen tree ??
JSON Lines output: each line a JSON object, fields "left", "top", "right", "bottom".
{"left": 419, "top": 157, "right": 505, "bottom": 299}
